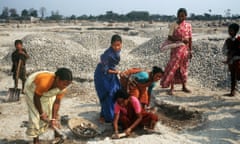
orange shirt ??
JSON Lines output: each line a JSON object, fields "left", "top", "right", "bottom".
{"left": 34, "top": 72, "right": 66, "bottom": 100}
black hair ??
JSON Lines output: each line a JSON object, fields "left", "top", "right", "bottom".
{"left": 229, "top": 23, "right": 239, "bottom": 33}
{"left": 111, "top": 34, "right": 122, "bottom": 44}
{"left": 55, "top": 67, "right": 73, "bottom": 81}
{"left": 177, "top": 8, "right": 187, "bottom": 16}
{"left": 15, "top": 40, "right": 23, "bottom": 46}
{"left": 152, "top": 66, "right": 164, "bottom": 75}
{"left": 114, "top": 89, "right": 129, "bottom": 100}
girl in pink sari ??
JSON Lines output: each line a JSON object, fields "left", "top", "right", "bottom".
{"left": 160, "top": 8, "right": 192, "bottom": 95}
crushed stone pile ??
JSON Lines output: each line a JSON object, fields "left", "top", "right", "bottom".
{"left": 1, "top": 32, "right": 230, "bottom": 89}
{"left": 70, "top": 31, "right": 137, "bottom": 53}
{"left": 129, "top": 36, "right": 228, "bottom": 89}
{"left": 2, "top": 33, "right": 98, "bottom": 75}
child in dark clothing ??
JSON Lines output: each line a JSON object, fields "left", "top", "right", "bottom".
{"left": 11, "top": 40, "right": 29, "bottom": 93}
{"left": 222, "top": 23, "right": 240, "bottom": 64}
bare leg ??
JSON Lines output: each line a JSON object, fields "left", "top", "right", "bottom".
{"left": 99, "top": 116, "right": 105, "bottom": 123}
{"left": 230, "top": 71, "right": 236, "bottom": 96}
{"left": 14, "top": 78, "right": 17, "bottom": 88}
{"left": 33, "top": 136, "right": 40, "bottom": 144}
{"left": 180, "top": 72, "right": 191, "bottom": 93}
{"left": 22, "top": 80, "right": 25, "bottom": 94}
{"left": 182, "top": 83, "right": 191, "bottom": 93}
{"left": 168, "top": 81, "right": 174, "bottom": 95}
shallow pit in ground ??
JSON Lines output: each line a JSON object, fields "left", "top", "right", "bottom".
{"left": 155, "top": 102, "right": 203, "bottom": 131}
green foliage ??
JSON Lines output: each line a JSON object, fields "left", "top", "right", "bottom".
{"left": 0, "top": 7, "right": 239, "bottom": 22}
{"left": 46, "top": 11, "right": 63, "bottom": 21}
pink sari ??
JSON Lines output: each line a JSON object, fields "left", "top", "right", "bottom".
{"left": 160, "top": 21, "right": 192, "bottom": 88}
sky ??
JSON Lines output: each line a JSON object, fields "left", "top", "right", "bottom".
{"left": 0, "top": 0, "right": 239, "bottom": 17}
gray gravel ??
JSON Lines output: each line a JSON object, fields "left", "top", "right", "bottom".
{"left": 129, "top": 36, "right": 229, "bottom": 89}
{"left": 1, "top": 31, "right": 230, "bottom": 90}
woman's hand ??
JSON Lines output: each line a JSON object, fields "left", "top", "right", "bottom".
{"left": 117, "top": 70, "right": 121, "bottom": 75}
{"left": 112, "top": 131, "right": 120, "bottom": 139}
{"left": 40, "top": 113, "right": 49, "bottom": 122}
{"left": 125, "top": 128, "right": 132, "bottom": 136}
{"left": 50, "top": 119, "right": 60, "bottom": 128}
{"left": 182, "top": 38, "right": 189, "bottom": 44}
{"left": 188, "top": 51, "right": 192, "bottom": 60}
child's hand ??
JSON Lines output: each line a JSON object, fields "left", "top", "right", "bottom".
{"left": 18, "top": 50, "right": 25, "bottom": 55}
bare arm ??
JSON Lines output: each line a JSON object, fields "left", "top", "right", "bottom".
{"left": 108, "top": 69, "right": 120, "bottom": 74}
{"left": 188, "top": 37, "right": 192, "bottom": 51}
{"left": 113, "top": 113, "right": 120, "bottom": 134}
{"left": 19, "top": 50, "right": 30, "bottom": 59}
{"left": 168, "top": 35, "right": 190, "bottom": 45}
{"left": 33, "top": 93, "right": 43, "bottom": 115}
{"left": 168, "top": 35, "right": 182, "bottom": 42}
{"left": 188, "top": 37, "right": 192, "bottom": 59}
{"left": 125, "top": 113, "right": 142, "bottom": 135}
{"left": 52, "top": 98, "right": 61, "bottom": 119}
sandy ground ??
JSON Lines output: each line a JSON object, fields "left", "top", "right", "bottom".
{"left": 0, "top": 22, "right": 240, "bottom": 144}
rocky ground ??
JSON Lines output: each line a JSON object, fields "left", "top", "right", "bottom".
{"left": 0, "top": 21, "right": 240, "bottom": 144}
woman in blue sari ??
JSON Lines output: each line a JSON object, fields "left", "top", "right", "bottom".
{"left": 94, "top": 34, "right": 122, "bottom": 123}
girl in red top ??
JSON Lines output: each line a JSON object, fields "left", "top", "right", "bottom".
{"left": 113, "top": 89, "right": 158, "bottom": 138}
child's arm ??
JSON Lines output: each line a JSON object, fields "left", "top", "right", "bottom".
{"left": 222, "top": 39, "right": 228, "bottom": 56}
{"left": 11, "top": 52, "right": 16, "bottom": 72}
{"left": 19, "top": 49, "right": 29, "bottom": 59}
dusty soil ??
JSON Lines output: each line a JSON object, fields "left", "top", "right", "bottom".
{"left": 1, "top": 21, "right": 240, "bottom": 144}
{"left": 156, "top": 102, "right": 203, "bottom": 131}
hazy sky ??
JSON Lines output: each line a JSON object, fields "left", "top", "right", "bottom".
{"left": 0, "top": 0, "right": 239, "bottom": 16}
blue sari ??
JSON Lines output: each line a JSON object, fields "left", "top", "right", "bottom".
{"left": 94, "top": 47, "right": 121, "bottom": 122}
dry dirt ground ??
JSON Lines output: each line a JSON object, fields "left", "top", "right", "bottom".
{"left": 0, "top": 22, "right": 240, "bottom": 144}
{"left": 1, "top": 70, "right": 240, "bottom": 144}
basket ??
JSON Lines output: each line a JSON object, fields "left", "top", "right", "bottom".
{"left": 68, "top": 117, "right": 99, "bottom": 138}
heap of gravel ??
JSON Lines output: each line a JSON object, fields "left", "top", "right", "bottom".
{"left": 1, "top": 32, "right": 138, "bottom": 79}
{"left": 70, "top": 31, "right": 137, "bottom": 53}
{"left": 129, "top": 36, "right": 229, "bottom": 89}
{"left": 69, "top": 31, "right": 138, "bottom": 72}
{"left": 2, "top": 33, "right": 98, "bottom": 76}
{"left": 1, "top": 31, "right": 230, "bottom": 89}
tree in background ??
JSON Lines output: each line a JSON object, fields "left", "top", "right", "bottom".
{"left": 39, "top": 7, "right": 46, "bottom": 19}
{"left": 9, "top": 8, "right": 19, "bottom": 18}
{"left": 1, "top": 7, "right": 9, "bottom": 19}
{"left": 126, "top": 11, "right": 150, "bottom": 21}
{"left": 47, "top": 10, "right": 63, "bottom": 20}
{"left": 29, "top": 8, "right": 38, "bottom": 17}
{"left": 21, "top": 9, "right": 29, "bottom": 20}
{"left": 70, "top": 14, "right": 76, "bottom": 20}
